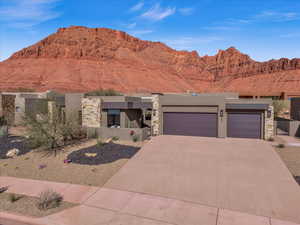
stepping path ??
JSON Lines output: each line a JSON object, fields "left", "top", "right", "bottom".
{"left": 0, "top": 176, "right": 300, "bottom": 225}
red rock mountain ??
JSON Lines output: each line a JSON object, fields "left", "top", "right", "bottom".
{"left": 0, "top": 26, "right": 300, "bottom": 94}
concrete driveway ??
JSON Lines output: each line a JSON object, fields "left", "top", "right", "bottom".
{"left": 105, "top": 135, "right": 300, "bottom": 223}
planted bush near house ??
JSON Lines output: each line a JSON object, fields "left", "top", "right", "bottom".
{"left": 23, "top": 107, "right": 85, "bottom": 156}
{"left": 277, "top": 143, "right": 285, "bottom": 148}
{"left": 132, "top": 134, "right": 140, "bottom": 142}
{"left": 112, "top": 136, "right": 119, "bottom": 141}
{"left": 267, "top": 137, "right": 274, "bottom": 142}
{"left": 36, "top": 190, "right": 63, "bottom": 210}
{"left": 97, "top": 139, "right": 106, "bottom": 148}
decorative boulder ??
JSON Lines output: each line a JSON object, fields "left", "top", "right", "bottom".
{"left": 6, "top": 148, "right": 20, "bottom": 158}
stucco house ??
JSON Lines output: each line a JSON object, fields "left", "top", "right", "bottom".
{"left": 82, "top": 93, "right": 274, "bottom": 141}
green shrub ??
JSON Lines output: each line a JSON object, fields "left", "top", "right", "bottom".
{"left": 36, "top": 190, "right": 63, "bottom": 210}
{"left": 132, "top": 135, "right": 140, "bottom": 142}
{"left": 267, "top": 137, "right": 275, "bottom": 142}
{"left": 112, "top": 136, "right": 119, "bottom": 141}
{"left": 85, "top": 89, "right": 123, "bottom": 97}
{"left": 277, "top": 143, "right": 285, "bottom": 148}
{"left": 8, "top": 193, "right": 22, "bottom": 203}
{"left": 97, "top": 139, "right": 105, "bottom": 147}
{"left": 12, "top": 87, "right": 35, "bottom": 92}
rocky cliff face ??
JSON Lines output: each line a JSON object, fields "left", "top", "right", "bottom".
{"left": 1, "top": 26, "right": 299, "bottom": 93}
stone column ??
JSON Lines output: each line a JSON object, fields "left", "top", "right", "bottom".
{"left": 82, "top": 97, "right": 102, "bottom": 128}
{"left": 151, "top": 94, "right": 161, "bottom": 136}
{"left": 265, "top": 105, "right": 274, "bottom": 140}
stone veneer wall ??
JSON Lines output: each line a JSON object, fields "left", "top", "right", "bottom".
{"left": 265, "top": 105, "right": 274, "bottom": 140}
{"left": 82, "top": 98, "right": 102, "bottom": 128}
{"left": 151, "top": 94, "right": 160, "bottom": 136}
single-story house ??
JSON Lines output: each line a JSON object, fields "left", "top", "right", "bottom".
{"left": 151, "top": 93, "right": 274, "bottom": 140}
{"left": 82, "top": 93, "right": 274, "bottom": 141}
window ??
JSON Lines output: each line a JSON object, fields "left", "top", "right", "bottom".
{"left": 107, "top": 109, "right": 120, "bottom": 128}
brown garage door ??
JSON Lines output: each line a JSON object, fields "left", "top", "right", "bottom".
{"left": 163, "top": 112, "right": 217, "bottom": 137}
{"left": 227, "top": 113, "right": 261, "bottom": 139}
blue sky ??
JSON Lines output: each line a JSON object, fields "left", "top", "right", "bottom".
{"left": 1, "top": 0, "right": 300, "bottom": 62}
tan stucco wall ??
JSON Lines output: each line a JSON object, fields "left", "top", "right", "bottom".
{"left": 65, "top": 93, "right": 84, "bottom": 123}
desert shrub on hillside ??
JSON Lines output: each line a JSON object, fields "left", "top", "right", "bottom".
{"left": 12, "top": 87, "right": 35, "bottom": 92}
{"left": 85, "top": 88, "right": 122, "bottom": 97}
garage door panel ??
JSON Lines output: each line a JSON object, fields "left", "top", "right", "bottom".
{"left": 163, "top": 112, "right": 217, "bottom": 137}
{"left": 227, "top": 113, "right": 261, "bottom": 139}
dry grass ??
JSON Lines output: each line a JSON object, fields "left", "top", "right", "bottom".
{"left": 0, "top": 192, "right": 76, "bottom": 217}
{"left": 0, "top": 138, "right": 143, "bottom": 186}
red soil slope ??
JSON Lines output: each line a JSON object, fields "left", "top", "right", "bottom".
{"left": 0, "top": 26, "right": 299, "bottom": 94}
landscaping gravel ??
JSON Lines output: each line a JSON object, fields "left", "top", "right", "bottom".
{"left": 0, "top": 192, "right": 76, "bottom": 217}
{"left": 0, "top": 139, "right": 143, "bottom": 186}
{"left": 67, "top": 142, "right": 140, "bottom": 165}
{"left": 0, "top": 136, "right": 31, "bottom": 159}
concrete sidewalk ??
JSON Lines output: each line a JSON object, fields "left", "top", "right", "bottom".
{"left": 0, "top": 176, "right": 300, "bottom": 225}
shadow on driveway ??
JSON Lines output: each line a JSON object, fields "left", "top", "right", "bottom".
{"left": 67, "top": 142, "right": 141, "bottom": 165}
{"left": 294, "top": 176, "right": 300, "bottom": 185}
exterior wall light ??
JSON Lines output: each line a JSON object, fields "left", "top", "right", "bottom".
{"left": 153, "top": 109, "right": 157, "bottom": 117}
{"left": 220, "top": 109, "right": 224, "bottom": 117}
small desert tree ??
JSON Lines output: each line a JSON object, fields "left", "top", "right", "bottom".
{"left": 24, "top": 107, "right": 83, "bottom": 156}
